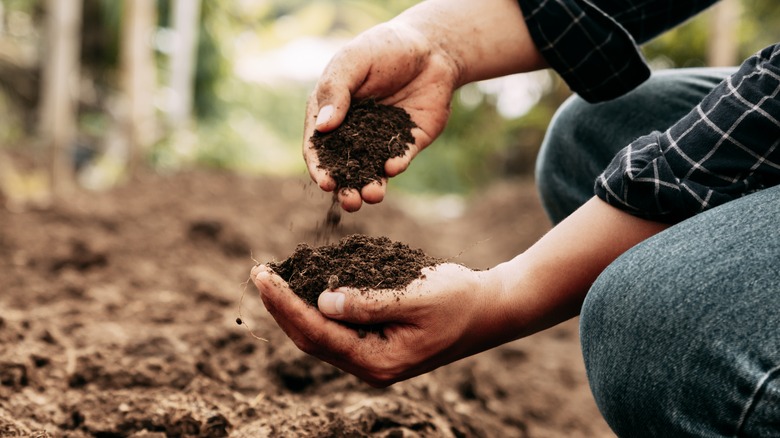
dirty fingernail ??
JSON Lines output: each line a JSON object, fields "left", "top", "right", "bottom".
{"left": 319, "top": 292, "right": 345, "bottom": 316}
{"left": 316, "top": 105, "right": 334, "bottom": 128}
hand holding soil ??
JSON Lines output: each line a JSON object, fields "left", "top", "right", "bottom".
{"left": 252, "top": 236, "right": 510, "bottom": 387}
{"left": 302, "top": 21, "right": 459, "bottom": 212}
{"left": 309, "top": 99, "right": 417, "bottom": 212}
{"left": 265, "top": 235, "right": 442, "bottom": 308}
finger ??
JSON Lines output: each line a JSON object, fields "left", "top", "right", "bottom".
{"left": 303, "top": 93, "right": 337, "bottom": 192}
{"left": 385, "top": 142, "right": 419, "bottom": 177}
{"left": 252, "top": 267, "right": 420, "bottom": 386}
{"left": 252, "top": 266, "right": 364, "bottom": 357}
{"left": 320, "top": 264, "right": 469, "bottom": 325}
{"left": 252, "top": 266, "right": 305, "bottom": 337}
{"left": 361, "top": 179, "right": 386, "bottom": 204}
{"left": 304, "top": 147, "right": 336, "bottom": 192}
{"left": 338, "top": 188, "right": 363, "bottom": 212}
{"left": 250, "top": 264, "right": 278, "bottom": 294}
{"left": 318, "top": 287, "right": 411, "bottom": 325}
{"left": 314, "top": 45, "right": 370, "bottom": 133}
{"left": 252, "top": 268, "right": 414, "bottom": 386}
{"left": 314, "top": 103, "right": 341, "bottom": 133}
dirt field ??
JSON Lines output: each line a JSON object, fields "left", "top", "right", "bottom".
{"left": 0, "top": 170, "right": 614, "bottom": 437}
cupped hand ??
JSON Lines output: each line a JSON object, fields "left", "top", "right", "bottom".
{"left": 251, "top": 262, "right": 508, "bottom": 387}
{"left": 304, "top": 21, "right": 460, "bottom": 212}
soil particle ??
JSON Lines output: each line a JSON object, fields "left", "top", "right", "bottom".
{"left": 310, "top": 99, "right": 416, "bottom": 191}
{"left": 267, "top": 234, "right": 441, "bottom": 307}
{"left": 313, "top": 196, "right": 343, "bottom": 244}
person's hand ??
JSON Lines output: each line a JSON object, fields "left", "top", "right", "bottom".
{"left": 304, "top": 20, "right": 460, "bottom": 212}
{"left": 304, "top": 0, "right": 545, "bottom": 212}
{"left": 251, "top": 262, "right": 511, "bottom": 387}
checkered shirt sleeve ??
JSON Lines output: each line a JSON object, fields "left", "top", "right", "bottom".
{"left": 595, "top": 44, "right": 780, "bottom": 222}
{"left": 517, "top": 0, "right": 718, "bottom": 102}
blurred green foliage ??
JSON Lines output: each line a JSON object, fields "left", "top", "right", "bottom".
{"left": 183, "top": 0, "right": 780, "bottom": 196}
{"left": 3, "top": 0, "right": 780, "bottom": 196}
{"left": 642, "top": 0, "right": 780, "bottom": 67}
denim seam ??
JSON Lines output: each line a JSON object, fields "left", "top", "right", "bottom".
{"left": 733, "top": 363, "right": 780, "bottom": 437}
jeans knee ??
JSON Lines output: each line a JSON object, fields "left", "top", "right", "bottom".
{"left": 535, "top": 95, "right": 595, "bottom": 223}
{"left": 579, "top": 266, "right": 631, "bottom": 430}
{"left": 536, "top": 96, "right": 583, "bottom": 188}
{"left": 579, "top": 222, "right": 780, "bottom": 437}
{"left": 579, "top": 256, "right": 674, "bottom": 437}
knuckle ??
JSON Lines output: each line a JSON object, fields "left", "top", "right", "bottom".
{"left": 316, "top": 76, "right": 339, "bottom": 99}
{"left": 348, "top": 298, "right": 385, "bottom": 322}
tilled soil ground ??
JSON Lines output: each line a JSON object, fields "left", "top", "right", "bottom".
{"left": 0, "top": 170, "right": 614, "bottom": 437}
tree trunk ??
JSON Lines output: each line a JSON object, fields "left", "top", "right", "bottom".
{"left": 168, "top": 0, "right": 201, "bottom": 129}
{"left": 121, "top": 0, "right": 157, "bottom": 177}
{"left": 39, "top": 0, "right": 83, "bottom": 198}
{"left": 708, "top": 0, "right": 741, "bottom": 67}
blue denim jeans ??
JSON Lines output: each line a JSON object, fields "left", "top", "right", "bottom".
{"left": 536, "top": 68, "right": 780, "bottom": 437}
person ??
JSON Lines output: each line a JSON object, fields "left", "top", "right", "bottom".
{"left": 252, "top": 0, "right": 780, "bottom": 435}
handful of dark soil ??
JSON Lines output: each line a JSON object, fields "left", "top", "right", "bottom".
{"left": 268, "top": 234, "right": 441, "bottom": 307}
{"left": 310, "top": 99, "right": 417, "bottom": 191}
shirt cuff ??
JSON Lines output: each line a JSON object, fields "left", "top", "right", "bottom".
{"left": 594, "top": 133, "right": 765, "bottom": 223}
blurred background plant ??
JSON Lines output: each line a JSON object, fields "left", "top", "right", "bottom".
{"left": 0, "top": 0, "right": 778, "bottom": 209}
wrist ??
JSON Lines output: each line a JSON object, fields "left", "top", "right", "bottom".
{"left": 470, "top": 260, "right": 532, "bottom": 346}
{"left": 481, "top": 252, "right": 580, "bottom": 341}
{"left": 386, "top": 15, "right": 465, "bottom": 88}
{"left": 394, "top": 0, "right": 546, "bottom": 87}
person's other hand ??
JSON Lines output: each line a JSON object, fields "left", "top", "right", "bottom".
{"left": 251, "top": 262, "right": 510, "bottom": 387}
{"left": 304, "top": 20, "right": 460, "bottom": 212}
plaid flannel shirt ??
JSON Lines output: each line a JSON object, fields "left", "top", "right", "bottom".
{"left": 518, "top": 0, "right": 780, "bottom": 222}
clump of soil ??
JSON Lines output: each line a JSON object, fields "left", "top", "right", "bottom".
{"left": 310, "top": 99, "right": 416, "bottom": 191}
{"left": 267, "top": 234, "right": 441, "bottom": 307}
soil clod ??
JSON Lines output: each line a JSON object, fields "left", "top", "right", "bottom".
{"left": 267, "top": 234, "right": 441, "bottom": 308}
{"left": 310, "top": 99, "right": 416, "bottom": 192}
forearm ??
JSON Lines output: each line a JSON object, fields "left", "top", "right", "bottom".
{"left": 393, "top": 0, "right": 547, "bottom": 86}
{"left": 484, "top": 197, "right": 669, "bottom": 341}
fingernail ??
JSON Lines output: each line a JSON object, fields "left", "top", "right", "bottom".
{"left": 251, "top": 265, "right": 262, "bottom": 278}
{"left": 319, "top": 291, "right": 345, "bottom": 316}
{"left": 316, "top": 105, "right": 334, "bottom": 129}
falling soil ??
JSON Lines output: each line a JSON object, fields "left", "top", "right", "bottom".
{"left": 267, "top": 234, "right": 442, "bottom": 308}
{"left": 310, "top": 99, "right": 416, "bottom": 191}
{"left": 312, "top": 194, "right": 342, "bottom": 244}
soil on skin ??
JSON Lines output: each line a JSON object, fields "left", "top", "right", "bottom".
{"left": 268, "top": 234, "right": 443, "bottom": 307}
{"left": 0, "top": 169, "right": 615, "bottom": 437}
{"left": 311, "top": 99, "right": 416, "bottom": 191}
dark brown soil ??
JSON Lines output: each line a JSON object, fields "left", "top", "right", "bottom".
{"left": 0, "top": 169, "right": 614, "bottom": 437}
{"left": 311, "top": 99, "right": 416, "bottom": 191}
{"left": 268, "top": 234, "right": 443, "bottom": 307}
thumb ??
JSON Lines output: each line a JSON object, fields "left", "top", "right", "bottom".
{"left": 318, "top": 289, "right": 401, "bottom": 324}
{"left": 314, "top": 85, "right": 351, "bottom": 133}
